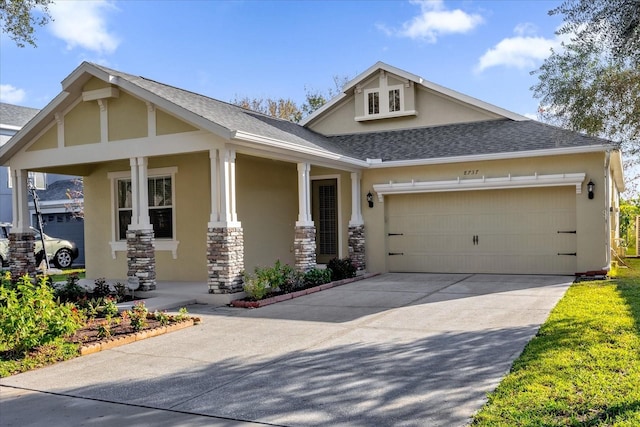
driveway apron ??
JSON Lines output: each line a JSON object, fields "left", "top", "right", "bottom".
{"left": 0, "top": 273, "right": 572, "bottom": 426}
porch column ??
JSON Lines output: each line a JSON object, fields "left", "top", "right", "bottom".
{"left": 207, "top": 148, "right": 244, "bottom": 294}
{"left": 126, "top": 157, "right": 156, "bottom": 291}
{"left": 348, "top": 172, "right": 366, "bottom": 272}
{"left": 294, "top": 162, "right": 316, "bottom": 272}
{"left": 8, "top": 168, "right": 36, "bottom": 278}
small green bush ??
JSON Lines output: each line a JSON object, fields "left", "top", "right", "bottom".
{"left": 92, "top": 278, "right": 111, "bottom": 298}
{"left": 54, "top": 274, "right": 86, "bottom": 303}
{"left": 254, "top": 260, "right": 293, "bottom": 291}
{"left": 128, "top": 301, "right": 148, "bottom": 332}
{"left": 0, "top": 275, "right": 85, "bottom": 355}
{"left": 304, "top": 268, "right": 332, "bottom": 288}
{"left": 242, "top": 274, "right": 269, "bottom": 300}
{"left": 327, "top": 257, "right": 356, "bottom": 281}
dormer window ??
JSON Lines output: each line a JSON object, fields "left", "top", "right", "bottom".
{"left": 368, "top": 92, "right": 380, "bottom": 115}
{"left": 355, "top": 71, "right": 417, "bottom": 122}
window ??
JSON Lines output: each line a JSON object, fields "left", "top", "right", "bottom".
{"left": 389, "top": 89, "right": 401, "bottom": 112}
{"left": 116, "top": 175, "right": 173, "bottom": 240}
{"left": 368, "top": 91, "right": 379, "bottom": 115}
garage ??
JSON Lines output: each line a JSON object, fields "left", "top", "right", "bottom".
{"left": 386, "top": 186, "right": 577, "bottom": 275}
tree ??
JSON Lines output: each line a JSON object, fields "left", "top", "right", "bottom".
{"left": 532, "top": 0, "right": 640, "bottom": 195}
{"left": 0, "top": 0, "right": 54, "bottom": 47}
{"left": 232, "top": 75, "right": 350, "bottom": 123}
{"left": 231, "top": 96, "right": 302, "bottom": 123}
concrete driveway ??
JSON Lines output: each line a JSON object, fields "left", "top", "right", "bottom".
{"left": 0, "top": 273, "right": 572, "bottom": 426}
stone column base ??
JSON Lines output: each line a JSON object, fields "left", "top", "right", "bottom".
{"left": 348, "top": 224, "right": 366, "bottom": 272}
{"left": 127, "top": 229, "right": 156, "bottom": 291}
{"left": 8, "top": 232, "right": 36, "bottom": 279}
{"left": 294, "top": 225, "right": 316, "bottom": 272}
{"left": 208, "top": 227, "right": 244, "bottom": 294}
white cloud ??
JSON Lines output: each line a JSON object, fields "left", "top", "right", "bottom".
{"left": 474, "top": 23, "right": 573, "bottom": 73}
{"left": 384, "top": 0, "right": 484, "bottom": 43}
{"left": 48, "top": 0, "right": 120, "bottom": 54}
{"left": 0, "top": 85, "right": 26, "bottom": 104}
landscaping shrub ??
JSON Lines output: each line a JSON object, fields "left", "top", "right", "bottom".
{"left": 242, "top": 273, "right": 269, "bottom": 300}
{"left": 127, "top": 301, "right": 148, "bottom": 332}
{"left": 92, "top": 278, "right": 111, "bottom": 298}
{"left": 0, "top": 275, "right": 85, "bottom": 355}
{"left": 281, "top": 269, "right": 305, "bottom": 293}
{"left": 327, "top": 257, "right": 356, "bottom": 281}
{"left": 54, "top": 274, "right": 86, "bottom": 303}
{"left": 254, "top": 260, "right": 294, "bottom": 291}
{"left": 304, "top": 268, "right": 332, "bottom": 288}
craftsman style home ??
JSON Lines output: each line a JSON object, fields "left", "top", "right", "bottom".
{"left": 0, "top": 61, "right": 624, "bottom": 293}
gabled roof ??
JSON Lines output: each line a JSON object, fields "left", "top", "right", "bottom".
{"left": 300, "top": 61, "right": 529, "bottom": 126}
{"left": 0, "top": 103, "right": 40, "bottom": 130}
{"left": 329, "top": 119, "right": 616, "bottom": 163}
{"left": 0, "top": 62, "right": 364, "bottom": 166}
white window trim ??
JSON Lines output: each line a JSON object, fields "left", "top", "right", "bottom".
{"left": 364, "top": 88, "right": 380, "bottom": 116}
{"left": 107, "top": 166, "right": 179, "bottom": 259}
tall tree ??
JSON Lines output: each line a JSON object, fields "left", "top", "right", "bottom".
{"left": 0, "top": 0, "right": 54, "bottom": 47}
{"left": 532, "top": 0, "right": 640, "bottom": 194}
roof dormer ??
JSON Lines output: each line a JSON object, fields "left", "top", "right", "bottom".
{"left": 354, "top": 69, "right": 417, "bottom": 122}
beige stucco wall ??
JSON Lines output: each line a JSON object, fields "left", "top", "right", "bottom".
{"left": 157, "top": 109, "right": 198, "bottom": 135}
{"left": 65, "top": 101, "right": 101, "bottom": 146}
{"left": 361, "top": 152, "right": 609, "bottom": 275}
{"left": 26, "top": 124, "right": 57, "bottom": 151}
{"left": 108, "top": 91, "right": 148, "bottom": 141}
{"left": 236, "top": 155, "right": 298, "bottom": 271}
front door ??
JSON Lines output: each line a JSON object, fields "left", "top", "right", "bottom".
{"left": 312, "top": 179, "right": 338, "bottom": 264}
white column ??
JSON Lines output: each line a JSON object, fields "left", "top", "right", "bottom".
{"left": 11, "top": 168, "right": 31, "bottom": 232}
{"left": 137, "top": 157, "right": 150, "bottom": 228}
{"left": 147, "top": 102, "right": 156, "bottom": 137}
{"left": 209, "top": 149, "right": 220, "bottom": 224}
{"left": 296, "top": 162, "right": 313, "bottom": 226}
{"left": 208, "top": 148, "right": 240, "bottom": 228}
{"left": 98, "top": 99, "right": 108, "bottom": 143}
{"left": 128, "top": 158, "right": 139, "bottom": 230}
{"left": 349, "top": 172, "right": 364, "bottom": 226}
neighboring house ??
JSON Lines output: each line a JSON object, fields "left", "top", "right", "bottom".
{"left": 0, "top": 102, "right": 85, "bottom": 266}
{"left": 0, "top": 61, "right": 624, "bottom": 293}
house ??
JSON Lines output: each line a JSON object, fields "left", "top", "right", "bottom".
{"left": 1, "top": 102, "right": 86, "bottom": 266}
{"left": 0, "top": 61, "right": 624, "bottom": 293}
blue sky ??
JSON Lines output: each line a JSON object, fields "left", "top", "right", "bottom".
{"left": 1, "top": 0, "right": 566, "bottom": 119}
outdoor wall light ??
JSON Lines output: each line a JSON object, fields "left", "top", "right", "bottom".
{"left": 367, "top": 191, "right": 374, "bottom": 208}
{"left": 587, "top": 180, "right": 595, "bottom": 199}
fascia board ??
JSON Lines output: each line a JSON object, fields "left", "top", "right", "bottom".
{"left": 611, "top": 150, "right": 625, "bottom": 191}
{"left": 366, "top": 144, "right": 613, "bottom": 169}
{"left": 0, "top": 91, "right": 71, "bottom": 165}
{"left": 231, "top": 130, "right": 368, "bottom": 168}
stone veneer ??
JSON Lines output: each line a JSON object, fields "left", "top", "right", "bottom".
{"left": 8, "top": 233, "right": 36, "bottom": 279}
{"left": 294, "top": 225, "right": 316, "bottom": 272}
{"left": 348, "top": 224, "right": 366, "bottom": 272}
{"left": 126, "top": 229, "right": 156, "bottom": 291}
{"left": 207, "top": 227, "right": 244, "bottom": 293}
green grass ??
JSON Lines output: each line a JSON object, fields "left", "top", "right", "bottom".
{"left": 472, "top": 258, "right": 640, "bottom": 426}
{"left": 46, "top": 269, "right": 86, "bottom": 283}
{"left": 0, "top": 339, "right": 79, "bottom": 377}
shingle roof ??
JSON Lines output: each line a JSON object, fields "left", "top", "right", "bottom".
{"left": 0, "top": 103, "right": 40, "bottom": 128}
{"left": 90, "top": 64, "right": 353, "bottom": 158}
{"left": 328, "top": 120, "right": 614, "bottom": 161}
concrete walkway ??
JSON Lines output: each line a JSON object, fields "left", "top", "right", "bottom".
{"left": 0, "top": 273, "right": 573, "bottom": 426}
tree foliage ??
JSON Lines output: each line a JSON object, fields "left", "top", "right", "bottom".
{"left": 532, "top": 0, "right": 640, "bottom": 194}
{"left": 232, "top": 75, "right": 350, "bottom": 123}
{"left": 0, "top": 0, "right": 54, "bottom": 47}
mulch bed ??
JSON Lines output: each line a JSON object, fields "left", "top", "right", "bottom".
{"left": 68, "top": 316, "right": 200, "bottom": 355}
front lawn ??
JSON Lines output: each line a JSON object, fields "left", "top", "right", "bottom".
{"left": 472, "top": 258, "right": 640, "bottom": 426}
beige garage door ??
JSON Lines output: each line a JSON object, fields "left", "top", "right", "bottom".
{"left": 386, "top": 187, "right": 577, "bottom": 274}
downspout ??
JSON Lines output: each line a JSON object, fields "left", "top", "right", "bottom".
{"left": 603, "top": 150, "right": 611, "bottom": 271}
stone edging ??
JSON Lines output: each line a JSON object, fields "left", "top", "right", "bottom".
{"left": 230, "top": 272, "right": 380, "bottom": 309}
{"left": 79, "top": 318, "right": 198, "bottom": 356}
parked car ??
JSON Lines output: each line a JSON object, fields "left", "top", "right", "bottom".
{"left": 0, "top": 222, "right": 79, "bottom": 269}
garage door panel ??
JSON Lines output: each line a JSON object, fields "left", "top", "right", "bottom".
{"left": 386, "top": 187, "right": 577, "bottom": 275}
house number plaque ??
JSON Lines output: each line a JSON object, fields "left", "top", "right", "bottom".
{"left": 463, "top": 169, "right": 480, "bottom": 176}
